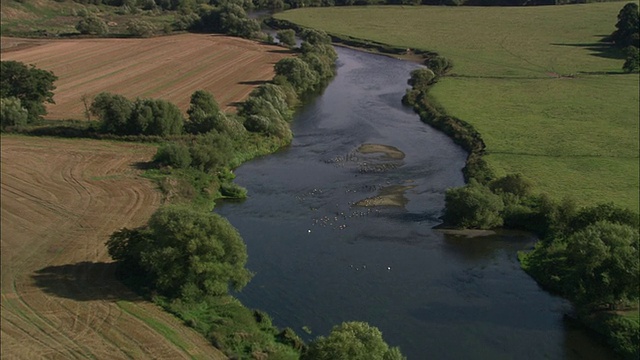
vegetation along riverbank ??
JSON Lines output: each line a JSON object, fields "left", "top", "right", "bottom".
{"left": 273, "top": 2, "right": 639, "bottom": 359}
{"left": 1, "top": 0, "right": 638, "bottom": 358}
{"left": 1, "top": 0, "right": 408, "bottom": 358}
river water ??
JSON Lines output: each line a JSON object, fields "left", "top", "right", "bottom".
{"left": 216, "top": 47, "right": 616, "bottom": 359}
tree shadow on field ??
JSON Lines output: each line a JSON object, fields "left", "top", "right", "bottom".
{"left": 550, "top": 35, "right": 625, "bottom": 61}
{"left": 132, "top": 161, "right": 155, "bottom": 170}
{"left": 268, "top": 49, "right": 296, "bottom": 55}
{"left": 32, "top": 262, "right": 139, "bottom": 302}
{"left": 238, "top": 80, "right": 269, "bottom": 86}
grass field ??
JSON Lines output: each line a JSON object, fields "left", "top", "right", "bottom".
{"left": 275, "top": 3, "right": 640, "bottom": 211}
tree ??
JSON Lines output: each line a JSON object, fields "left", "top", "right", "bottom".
{"left": 186, "top": 90, "right": 226, "bottom": 134}
{"left": 443, "top": 179, "right": 504, "bottom": 229}
{"left": 425, "top": 55, "right": 453, "bottom": 76}
{"left": 564, "top": 221, "right": 639, "bottom": 309}
{"left": 126, "top": 20, "right": 157, "bottom": 38}
{"left": 407, "top": 68, "right": 437, "bottom": 89}
{"left": 90, "top": 92, "right": 133, "bottom": 134}
{"left": 0, "top": 61, "right": 57, "bottom": 122}
{"left": 274, "top": 57, "right": 318, "bottom": 95}
{"left": 304, "top": 322, "right": 406, "bottom": 360}
{"left": 611, "top": 3, "right": 640, "bottom": 48}
{"left": 277, "top": 29, "right": 297, "bottom": 47}
{"left": 129, "top": 98, "right": 184, "bottom": 136}
{"left": 623, "top": 46, "right": 639, "bottom": 73}
{"left": 107, "top": 206, "right": 253, "bottom": 300}
{"left": 0, "top": 97, "right": 29, "bottom": 129}
{"left": 76, "top": 14, "right": 109, "bottom": 35}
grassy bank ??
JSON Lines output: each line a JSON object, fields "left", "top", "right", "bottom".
{"left": 274, "top": 3, "right": 640, "bottom": 212}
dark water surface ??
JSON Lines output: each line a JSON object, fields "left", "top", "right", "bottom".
{"left": 217, "top": 47, "right": 615, "bottom": 359}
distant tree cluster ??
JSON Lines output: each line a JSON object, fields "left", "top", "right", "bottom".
{"left": 610, "top": 3, "right": 639, "bottom": 73}
{"left": 76, "top": 14, "right": 109, "bottom": 35}
{"left": 90, "top": 93, "right": 184, "bottom": 136}
{"left": 0, "top": 60, "right": 57, "bottom": 128}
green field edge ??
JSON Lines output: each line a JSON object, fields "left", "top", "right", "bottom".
{"left": 268, "top": 12, "right": 639, "bottom": 359}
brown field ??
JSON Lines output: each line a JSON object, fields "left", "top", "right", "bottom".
{"left": 0, "top": 135, "right": 226, "bottom": 359}
{"left": 0, "top": 33, "right": 293, "bottom": 119}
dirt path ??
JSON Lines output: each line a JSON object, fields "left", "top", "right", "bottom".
{"left": 1, "top": 135, "right": 227, "bottom": 359}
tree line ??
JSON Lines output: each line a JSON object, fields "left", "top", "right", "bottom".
{"left": 400, "top": 15, "right": 639, "bottom": 356}
{"left": 609, "top": 2, "right": 639, "bottom": 73}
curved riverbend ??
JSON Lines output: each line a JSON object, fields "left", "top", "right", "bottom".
{"left": 217, "top": 47, "right": 616, "bottom": 360}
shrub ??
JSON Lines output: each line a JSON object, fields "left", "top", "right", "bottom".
{"left": 154, "top": 143, "right": 192, "bottom": 169}
{"left": 76, "top": 14, "right": 108, "bottom": 35}
{"left": 489, "top": 173, "right": 533, "bottom": 197}
{"left": 443, "top": 179, "right": 504, "bottom": 228}
{"left": 127, "top": 20, "right": 157, "bottom": 38}
{"left": 425, "top": 55, "right": 453, "bottom": 75}
{"left": 277, "top": 29, "right": 297, "bottom": 47}
{"left": 0, "top": 97, "right": 29, "bottom": 129}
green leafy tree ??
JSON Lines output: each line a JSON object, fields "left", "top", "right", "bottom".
{"left": 90, "top": 92, "right": 133, "bottom": 134}
{"left": 425, "top": 55, "right": 453, "bottom": 76}
{"left": 126, "top": 20, "right": 157, "bottom": 38}
{"left": 489, "top": 173, "right": 533, "bottom": 197}
{"left": 443, "top": 179, "right": 504, "bottom": 229}
{"left": 277, "top": 29, "right": 297, "bottom": 47}
{"left": 611, "top": 2, "right": 640, "bottom": 48}
{"left": 564, "top": 221, "right": 639, "bottom": 309}
{"left": 407, "top": 68, "right": 437, "bottom": 89}
{"left": 274, "top": 57, "right": 318, "bottom": 95}
{"left": 0, "top": 61, "right": 57, "bottom": 122}
{"left": 129, "top": 98, "right": 184, "bottom": 136}
{"left": 154, "top": 142, "right": 192, "bottom": 168}
{"left": 186, "top": 90, "right": 227, "bottom": 134}
{"left": 107, "top": 206, "right": 252, "bottom": 300}
{"left": 76, "top": 14, "right": 109, "bottom": 35}
{"left": 0, "top": 97, "right": 29, "bottom": 129}
{"left": 622, "top": 46, "right": 639, "bottom": 73}
{"left": 304, "top": 322, "right": 406, "bottom": 360}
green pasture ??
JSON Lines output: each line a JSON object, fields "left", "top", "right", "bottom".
{"left": 275, "top": 3, "right": 640, "bottom": 211}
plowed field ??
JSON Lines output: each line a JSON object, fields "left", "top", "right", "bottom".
{"left": 0, "top": 135, "right": 226, "bottom": 359}
{"left": 0, "top": 33, "right": 292, "bottom": 120}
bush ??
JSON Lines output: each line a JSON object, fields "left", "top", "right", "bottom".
{"left": 76, "top": 14, "right": 108, "bottom": 35}
{"left": 622, "top": 46, "right": 639, "bottom": 73}
{"left": 154, "top": 143, "right": 192, "bottom": 169}
{"left": 442, "top": 179, "right": 504, "bottom": 228}
{"left": 127, "top": 20, "right": 157, "bottom": 38}
{"left": 0, "top": 97, "right": 29, "bottom": 129}
{"left": 304, "top": 321, "right": 405, "bottom": 360}
{"left": 425, "top": 55, "right": 453, "bottom": 75}
{"left": 277, "top": 29, "right": 297, "bottom": 47}
{"left": 220, "top": 182, "right": 247, "bottom": 199}
{"left": 407, "top": 68, "right": 437, "bottom": 89}
{"left": 489, "top": 173, "right": 532, "bottom": 197}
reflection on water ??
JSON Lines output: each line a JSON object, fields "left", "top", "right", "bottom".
{"left": 216, "top": 47, "right": 616, "bottom": 359}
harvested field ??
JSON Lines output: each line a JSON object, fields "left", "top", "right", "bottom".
{"left": 0, "top": 135, "right": 226, "bottom": 359}
{"left": 0, "top": 33, "right": 293, "bottom": 119}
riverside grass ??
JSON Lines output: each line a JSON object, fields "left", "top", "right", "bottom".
{"left": 274, "top": 3, "right": 640, "bottom": 212}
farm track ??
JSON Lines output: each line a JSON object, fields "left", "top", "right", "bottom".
{"left": 0, "top": 33, "right": 293, "bottom": 119}
{"left": 1, "top": 135, "right": 227, "bottom": 359}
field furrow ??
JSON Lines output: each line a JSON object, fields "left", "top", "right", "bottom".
{"left": 1, "top": 33, "right": 293, "bottom": 119}
{"left": 1, "top": 135, "right": 227, "bottom": 359}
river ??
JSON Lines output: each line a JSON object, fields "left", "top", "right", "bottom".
{"left": 216, "top": 46, "right": 616, "bottom": 359}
